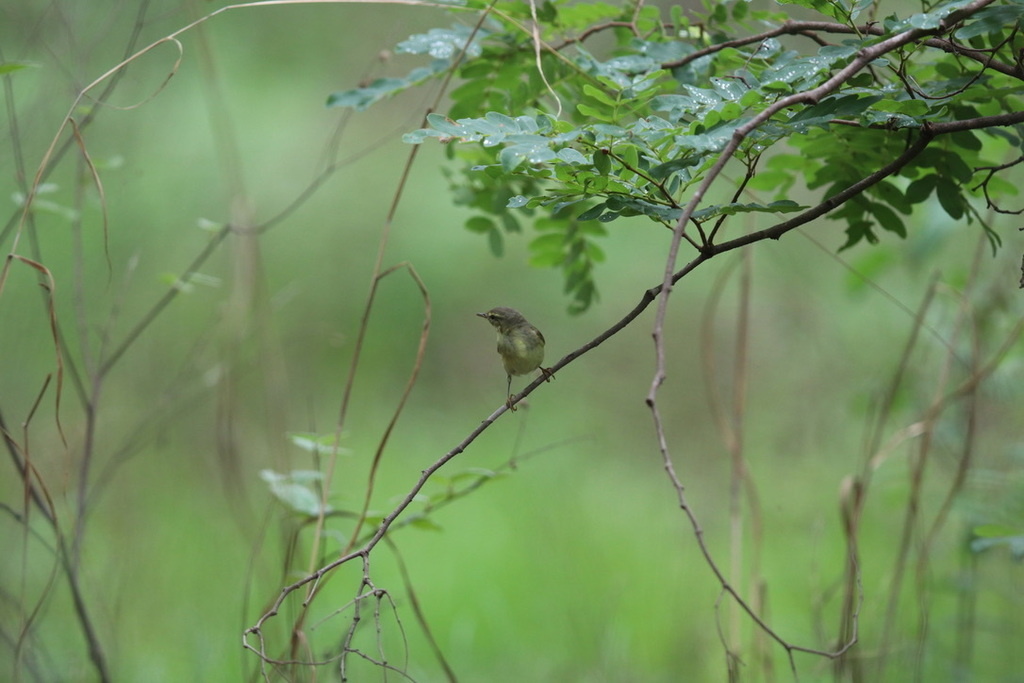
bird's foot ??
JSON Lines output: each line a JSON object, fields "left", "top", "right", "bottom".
{"left": 540, "top": 367, "right": 555, "bottom": 382}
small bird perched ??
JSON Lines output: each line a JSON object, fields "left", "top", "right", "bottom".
{"left": 476, "top": 306, "right": 553, "bottom": 411}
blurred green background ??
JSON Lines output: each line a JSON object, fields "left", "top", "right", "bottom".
{"left": 2, "top": 1, "right": 1022, "bottom": 681}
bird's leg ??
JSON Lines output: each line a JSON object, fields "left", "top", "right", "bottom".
{"left": 506, "top": 374, "right": 517, "bottom": 411}
{"left": 539, "top": 367, "right": 555, "bottom": 382}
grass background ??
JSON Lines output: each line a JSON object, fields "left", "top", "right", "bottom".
{"left": 2, "top": 1, "right": 1022, "bottom": 681}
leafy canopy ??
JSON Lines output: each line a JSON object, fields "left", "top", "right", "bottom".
{"left": 329, "top": 0, "right": 1024, "bottom": 312}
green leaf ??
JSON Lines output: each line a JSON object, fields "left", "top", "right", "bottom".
{"left": 871, "top": 180, "right": 912, "bottom": 214}
{"left": 577, "top": 203, "right": 606, "bottom": 221}
{"left": 529, "top": 243, "right": 566, "bottom": 267}
{"left": 789, "top": 93, "right": 880, "bottom": 130}
{"left": 530, "top": 232, "right": 564, "bottom": 251}
{"left": 905, "top": 175, "right": 937, "bottom": 203}
{"left": 577, "top": 102, "right": 612, "bottom": 122}
{"left": 556, "top": 148, "right": 589, "bottom": 164}
{"left": 938, "top": 152, "right": 973, "bottom": 184}
{"left": 935, "top": 177, "right": 965, "bottom": 219}
{"left": 740, "top": 89, "right": 763, "bottom": 108}
{"left": 327, "top": 62, "right": 448, "bottom": 111}
{"left": 449, "top": 467, "right": 501, "bottom": 483}
{"left": 287, "top": 432, "right": 350, "bottom": 455}
{"left": 973, "top": 524, "right": 1020, "bottom": 538}
{"left": 838, "top": 218, "right": 877, "bottom": 251}
{"left": 970, "top": 528, "right": 1024, "bottom": 558}
{"left": 692, "top": 200, "right": 806, "bottom": 221}
{"left": 409, "top": 517, "right": 444, "bottom": 532}
{"left": 886, "top": 0, "right": 976, "bottom": 31}
{"left": 950, "top": 130, "right": 982, "bottom": 152}
{"left": 649, "top": 155, "right": 700, "bottom": 180}
{"left": 488, "top": 227, "right": 504, "bottom": 256}
{"left": 861, "top": 110, "right": 921, "bottom": 129}
{"left": 719, "top": 102, "right": 743, "bottom": 121}
{"left": 395, "top": 25, "right": 487, "bottom": 59}
{"left": 872, "top": 99, "right": 930, "bottom": 117}
{"left": 259, "top": 469, "right": 331, "bottom": 517}
{"left": 868, "top": 201, "right": 906, "bottom": 238}
{"left": 0, "top": 61, "right": 36, "bottom": 75}
{"left": 498, "top": 146, "right": 527, "bottom": 172}
{"left": 328, "top": 79, "right": 405, "bottom": 110}
{"left": 955, "top": 4, "right": 1024, "bottom": 39}
{"left": 506, "top": 195, "right": 530, "bottom": 208}
{"left": 466, "top": 216, "right": 496, "bottom": 233}
{"left": 582, "top": 84, "right": 618, "bottom": 107}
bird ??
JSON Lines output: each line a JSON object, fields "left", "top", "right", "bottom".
{"left": 476, "top": 306, "right": 553, "bottom": 411}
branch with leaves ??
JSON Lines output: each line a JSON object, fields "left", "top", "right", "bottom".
{"left": 329, "top": 0, "right": 1023, "bottom": 310}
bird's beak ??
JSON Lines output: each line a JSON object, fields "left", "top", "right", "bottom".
{"left": 475, "top": 312, "right": 486, "bottom": 318}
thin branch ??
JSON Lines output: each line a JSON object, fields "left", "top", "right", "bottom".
{"left": 708, "top": 110, "right": 1024, "bottom": 258}
{"left": 343, "top": 264, "right": 432, "bottom": 554}
{"left": 658, "top": 17, "right": 1022, "bottom": 81}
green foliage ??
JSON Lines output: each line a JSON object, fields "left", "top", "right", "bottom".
{"left": 331, "top": 0, "right": 1024, "bottom": 311}
{"left": 964, "top": 461, "right": 1024, "bottom": 560}
{"left": 260, "top": 469, "right": 332, "bottom": 516}
{"left": 288, "top": 431, "right": 351, "bottom": 455}
{"left": 971, "top": 524, "right": 1024, "bottom": 558}
{"left": 0, "top": 61, "right": 37, "bottom": 74}
{"left": 327, "top": 24, "right": 487, "bottom": 109}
